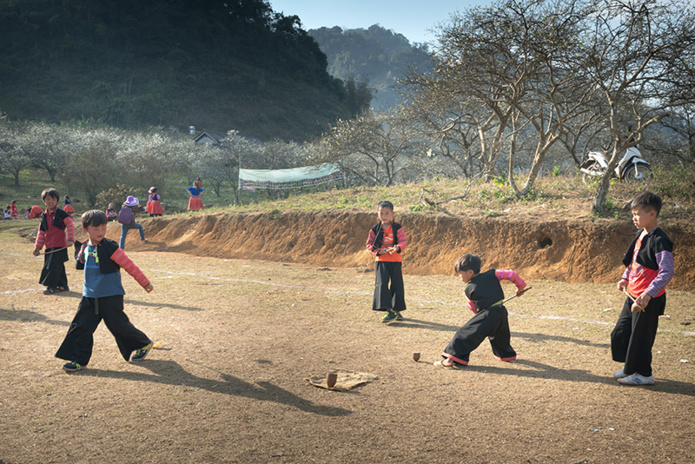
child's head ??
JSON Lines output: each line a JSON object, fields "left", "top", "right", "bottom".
{"left": 11, "top": 200, "right": 16, "bottom": 205}
{"left": 630, "top": 191, "right": 661, "bottom": 230}
{"left": 107, "top": 203, "right": 115, "bottom": 209}
{"left": 41, "top": 188, "right": 59, "bottom": 208}
{"left": 82, "top": 210, "right": 109, "bottom": 242}
{"left": 377, "top": 201, "right": 394, "bottom": 224}
{"left": 454, "top": 254, "right": 481, "bottom": 282}
{"left": 82, "top": 209, "right": 108, "bottom": 228}
{"left": 64, "top": 195, "right": 69, "bottom": 199}
{"left": 41, "top": 188, "right": 59, "bottom": 201}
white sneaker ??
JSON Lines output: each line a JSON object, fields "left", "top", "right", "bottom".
{"left": 613, "top": 368, "right": 627, "bottom": 379}
{"left": 617, "top": 373, "right": 655, "bottom": 385}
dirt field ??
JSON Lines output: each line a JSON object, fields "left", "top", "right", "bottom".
{"left": 1, "top": 219, "right": 694, "bottom": 464}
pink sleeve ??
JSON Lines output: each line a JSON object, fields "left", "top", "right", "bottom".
{"left": 467, "top": 299, "right": 478, "bottom": 314}
{"left": 64, "top": 216, "right": 75, "bottom": 241}
{"left": 34, "top": 229, "right": 46, "bottom": 250}
{"left": 366, "top": 230, "right": 378, "bottom": 255}
{"left": 495, "top": 269, "right": 526, "bottom": 291}
{"left": 396, "top": 227, "right": 407, "bottom": 252}
{"left": 110, "top": 248, "right": 151, "bottom": 288}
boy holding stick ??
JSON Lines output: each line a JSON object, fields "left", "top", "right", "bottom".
{"left": 32, "top": 188, "right": 74, "bottom": 294}
{"left": 612, "top": 192, "right": 674, "bottom": 386}
{"left": 436, "top": 254, "right": 526, "bottom": 368}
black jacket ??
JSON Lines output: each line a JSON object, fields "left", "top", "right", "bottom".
{"left": 76, "top": 237, "right": 121, "bottom": 274}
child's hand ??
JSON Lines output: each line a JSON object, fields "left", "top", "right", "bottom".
{"left": 516, "top": 286, "right": 526, "bottom": 297}
{"left": 634, "top": 293, "right": 651, "bottom": 311}
{"left": 617, "top": 279, "right": 628, "bottom": 292}
{"left": 32, "top": 248, "right": 41, "bottom": 256}
{"left": 66, "top": 240, "right": 74, "bottom": 248}
{"left": 388, "top": 246, "right": 399, "bottom": 254}
{"left": 144, "top": 283, "right": 153, "bottom": 293}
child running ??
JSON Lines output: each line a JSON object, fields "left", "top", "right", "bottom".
{"left": 365, "top": 200, "right": 408, "bottom": 324}
{"left": 32, "top": 188, "right": 75, "bottom": 295}
{"left": 55, "top": 210, "right": 154, "bottom": 372}
{"left": 611, "top": 191, "right": 674, "bottom": 386}
{"left": 436, "top": 254, "right": 526, "bottom": 368}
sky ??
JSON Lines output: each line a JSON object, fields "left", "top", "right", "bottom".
{"left": 268, "top": 0, "right": 492, "bottom": 45}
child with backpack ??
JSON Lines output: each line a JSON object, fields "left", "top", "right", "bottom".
{"left": 118, "top": 196, "right": 147, "bottom": 250}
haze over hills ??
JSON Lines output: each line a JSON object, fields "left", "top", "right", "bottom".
{"left": 309, "top": 25, "right": 433, "bottom": 111}
{"left": 0, "top": 0, "right": 371, "bottom": 141}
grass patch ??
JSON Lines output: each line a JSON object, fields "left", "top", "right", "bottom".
{"left": 2, "top": 167, "right": 693, "bottom": 224}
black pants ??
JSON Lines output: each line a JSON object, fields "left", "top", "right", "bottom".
{"left": 372, "top": 261, "right": 406, "bottom": 312}
{"left": 443, "top": 306, "right": 516, "bottom": 364}
{"left": 611, "top": 294, "right": 664, "bottom": 377}
{"left": 55, "top": 295, "right": 150, "bottom": 365}
{"left": 39, "top": 247, "right": 68, "bottom": 289}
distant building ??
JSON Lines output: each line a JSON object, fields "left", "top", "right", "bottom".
{"left": 192, "top": 131, "right": 227, "bottom": 145}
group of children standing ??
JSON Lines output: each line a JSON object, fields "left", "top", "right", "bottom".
{"left": 29, "top": 184, "right": 674, "bottom": 386}
{"left": 366, "top": 192, "right": 674, "bottom": 386}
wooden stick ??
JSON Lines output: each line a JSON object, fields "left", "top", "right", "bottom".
{"left": 622, "top": 287, "right": 636, "bottom": 303}
{"left": 622, "top": 288, "right": 645, "bottom": 312}
{"left": 41, "top": 246, "right": 68, "bottom": 255}
{"left": 503, "top": 286, "right": 532, "bottom": 304}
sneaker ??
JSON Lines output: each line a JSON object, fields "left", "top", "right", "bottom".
{"left": 613, "top": 368, "right": 627, "bottom": 379}
{"left": 131, "top": 342, "right": 153, "bottom": 361}
{"left": 381, "top": 311, "right": 397, "bottom": 324}
{"left": 617, "top": 373, "right": 655, "bottom": 385}
{"left": 62, "top": 361, "right": 82, "bottom": 372}
{"left": 394, "top": 311, "right": 404, "bottom": 321}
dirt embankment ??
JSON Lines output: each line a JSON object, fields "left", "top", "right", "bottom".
{"left": 117, "top": 210, "right": 695, "bottom": 290}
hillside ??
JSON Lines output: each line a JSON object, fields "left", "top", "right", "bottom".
{"left": 309, "top": 25, "right": 433, "bottom": 111}
{"left": 47, "top": 209, "right": 690, "bottom": 292}
{"left": 0, "top": 0, "right": 364, "bottom": 141}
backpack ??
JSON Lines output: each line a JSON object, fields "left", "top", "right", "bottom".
{"left": 117, "top": 206, "right": 134, "bottom": 225}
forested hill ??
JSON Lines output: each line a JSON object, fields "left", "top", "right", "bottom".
{"left": 0, "top": 0, "right": 369, "bottom": 141}
{"left": 309, "top": 25, "right": 433, "bottom": 111}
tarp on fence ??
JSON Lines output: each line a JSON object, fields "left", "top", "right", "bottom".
{"left": 238, "top": 163, "right": 342, "bottom": 190}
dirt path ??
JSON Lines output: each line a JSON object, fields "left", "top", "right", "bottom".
{"left": 1, "top": 233, "right": 694, "bottom": 464}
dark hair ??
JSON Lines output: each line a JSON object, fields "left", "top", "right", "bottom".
{"left": 81, "top": 210, "right": 108, "bottom": 228}
{"left": 41, "top": 188, "right": 59, "bottom": 201}
{"left": 454, "top": 254, "right": 482, "bottom": 274}
{"left": 378, "top": 201, "right": 394, "bottom": 211}
{"left": 631, "top": 191, "right": 662, "bottom": 216}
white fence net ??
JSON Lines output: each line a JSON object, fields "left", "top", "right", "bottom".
{"left": 238, "top": 163, "right": 342, "bottom": 190}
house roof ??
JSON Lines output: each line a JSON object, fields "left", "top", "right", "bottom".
{"left": 193, "top": 131, "right": 227, "bottom": 144}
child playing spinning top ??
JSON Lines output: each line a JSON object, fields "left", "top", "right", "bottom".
{"left": 436, "top": 254, "right": 527, "bottom": 368}
{"left": 55, "top": 210, "right": 154, "bottom": 372}
{"left": 611, "top": 191, "right": 674, "bottom": 386}
{"left": 365, "top": 201, "right": 408, "bottom": 324}
{"left": 32, "top": 188, "right": 75, "bottom": 295}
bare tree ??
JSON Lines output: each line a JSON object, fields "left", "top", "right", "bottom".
{"left": 316, "top": 112, "right": 414, "bottom": 186}
{"left": 583, "top": 0, "right": 695, "bottom": 212}
{"left": 0, "top": 116, "right": 32, "bottom": 187}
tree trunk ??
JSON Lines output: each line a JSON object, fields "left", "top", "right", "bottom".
{"left": 592, "top": 174, "right": 612, "bottom": 213}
